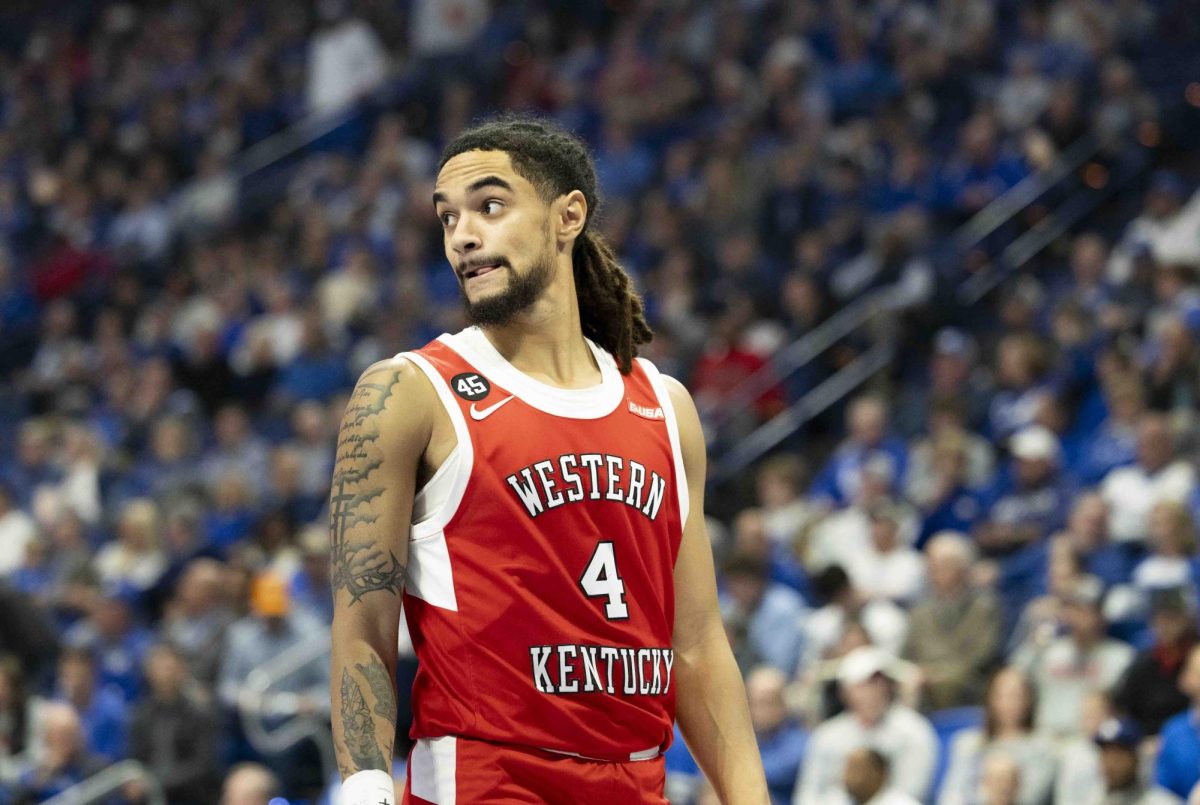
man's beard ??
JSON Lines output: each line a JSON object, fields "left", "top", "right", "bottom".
{"left": 460, "top": 250, "right": 555, "bottom": 327}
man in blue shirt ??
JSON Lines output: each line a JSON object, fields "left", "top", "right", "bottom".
{"left": 810, "top": 395, "right": 908, "bottom": 508}
{"left": 719, "top": 554, "right": 808, "bottom": 676}
{"left": 1156, "top": 644, "right": 1200, "bottom": 798}
{"left": 747, "top": 665, "right": 807, "bottom": 804}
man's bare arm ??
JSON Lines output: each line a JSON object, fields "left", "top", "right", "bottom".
{"left": 666, "top": 376, "right": 769, "bottom": 803}
{"left": 330, "top": 358, "right": 434, "bottom": 778}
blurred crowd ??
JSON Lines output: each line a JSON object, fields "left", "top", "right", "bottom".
{"left": 0, "top": 0, "right": 1198, "bottom": 803}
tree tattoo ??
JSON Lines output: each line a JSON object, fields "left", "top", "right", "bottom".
{"left": 329, "top": 368, "right": 406, "bottom": 605}
{"left": 355, "top": 655, "right": 397, "bottom": 726}
{"left": 340, "top": 670, "right": 387, "bottom": 770}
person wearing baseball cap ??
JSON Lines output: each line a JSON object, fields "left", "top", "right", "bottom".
{"left": 794, "top": 646, "right": 936, "bottom": 804}
{"left": 975, "top": 425, "right": 1070, "bottom": 557}
{"left": 1094, "top": 717, "right": 1179, "bottom": 804}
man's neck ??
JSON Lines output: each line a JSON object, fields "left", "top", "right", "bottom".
{"left": 479, "top": 270, "right": 600, "bottom": 388}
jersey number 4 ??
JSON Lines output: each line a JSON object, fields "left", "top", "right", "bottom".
{"left": 579, "top": 541, "right": 629, "bottom": 620}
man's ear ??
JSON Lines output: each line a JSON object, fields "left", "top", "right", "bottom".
{"left": 555, "top": 190, "right": 588, "bottom": 249}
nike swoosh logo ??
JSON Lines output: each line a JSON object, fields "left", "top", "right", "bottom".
{"left": 469, "top": 395, "right": 515, "bottom": 421}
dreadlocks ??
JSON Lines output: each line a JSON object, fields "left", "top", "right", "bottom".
{"left": 440, "top": 115, "right": 653, "bottom": 374}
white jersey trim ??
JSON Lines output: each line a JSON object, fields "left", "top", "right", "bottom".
{"left": 542, "top": 744, "right": 662, "bottom": 762}
{"left": 396, "top": 352, "right": 471, "bottom": 613}
{"left": 400, "top": 351, "right": 474, "bottom": 539}
{"left": 438, "top": 327, "right": 624, "bottom": 419}
{"left": 409, "top": 736, "right": 457, "bottom": 804}
{"left": 636, "top": 358, "right": 690, "bottom": 528}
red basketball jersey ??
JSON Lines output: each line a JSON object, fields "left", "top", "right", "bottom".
{"left": 399, "top": 326, "right": 688, "bottom": 762}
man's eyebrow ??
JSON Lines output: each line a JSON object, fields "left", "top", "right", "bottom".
{"left": 467, "top": 175, "right": 514, "bottom": 194}
{"left": 433, "top": 175, "right": 516, "bottom": 207}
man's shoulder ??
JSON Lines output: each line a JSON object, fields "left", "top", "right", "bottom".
{"left": 810, "top": 712, "right": 858, "bottom": 743}
{"left": 885, "top": 704, "right": 935, "bottom": 737}
{"left": 1160, "top": 711, "right": 1195, "bottom": 738}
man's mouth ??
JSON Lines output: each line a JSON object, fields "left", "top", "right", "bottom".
{"left": 462, "top": 262, "right": 503, "bottom": 280}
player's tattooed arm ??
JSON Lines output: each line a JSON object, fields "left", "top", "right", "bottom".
{"left": 340, "top": 669, "right": 388, "bottom": 770}
{"left": 329, "top": 367, "right": 407, "bottom": 604}
{"left": 330, "top": 359, "right": 434, "bottom": 780}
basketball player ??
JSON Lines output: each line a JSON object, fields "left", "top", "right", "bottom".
{"left": 330, "top": 117, "right": 769, "bottom": 804}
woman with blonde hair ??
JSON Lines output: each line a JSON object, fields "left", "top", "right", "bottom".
{"left": 1133, "top": 500, "right": 1198, "bottom": 593}
{"left": 94, "top": 497, "right": 167, "bottom": 592}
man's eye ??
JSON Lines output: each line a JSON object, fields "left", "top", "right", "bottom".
{"left": 482, "top": 200, "right": 503, "bottom": 215}
{"left": 440, "top": 212, "right": 457, "bottom": 227}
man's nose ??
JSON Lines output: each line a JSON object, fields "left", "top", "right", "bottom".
{"left": 450, "top": 217, "right": 482, "bottom": 255}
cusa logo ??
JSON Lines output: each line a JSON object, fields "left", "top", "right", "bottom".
{"left": 628, "top": 401, "right": 665, "bottom": 420}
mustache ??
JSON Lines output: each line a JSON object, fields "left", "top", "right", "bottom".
{"left": 457, "top": 256, "right": 510, "bottom": 278}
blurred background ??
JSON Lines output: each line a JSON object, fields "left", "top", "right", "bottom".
{"left": 0, "top": 0, "right": 1199, "bottom": 803}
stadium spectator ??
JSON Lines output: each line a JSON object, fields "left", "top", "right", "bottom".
{"left": 94, "top": 498, "right": 168, "bottom": 594}
{"left": 9, "top": 702, "right": 105, "bottom": 804}
{"left": 217, "top": 574, "right": 327, "bottom": 713}
{"left": 128, "top": 643, "right": 219, "bottom": 805}
{"left": 53, "top": 647, "right": 127, "bottom": 764}
{"left": 1014, "top": 575, "right": 1134, "bottom": 738}
{"left": 1156, "top": 645, "right": 1200, "bottom": 799}
{"left": 288, "top": 525, "right": 333, "bottom": 625}
{"left": 938, "top": 667, "right": 1056, "bottom": 805}
{"left": 1093, "top": 718, "right": 1180, "bottom": 805}
{"left": 756, "top": 455, "right": 819, "bottom": 548}
{"left": 1100, "top": 414, "right": 1197, "bottom": 544}
{"left": 807, "top": 458, "right": 916, "bottom": 573}
{"left": 728, "top": 507, "right": 812, "bottom": 602}
{"left": 987, "top": 336, "right": 1053, "bottom": 443}
{"left": 1108, "top": 171, "right": 1200, "bottom": 283}
{"left": 842, "top": 746, "right": 921, "bottom": 805}
{"left": 0, "top": 483, "right": 37, "bottom": 578}
{"left": 846, "top": 501, "right": 925, "bottom": 606}
{"left": 63, "top": 586, "right": 152, "bottom": 703}
{"left": 1108, "top": 585, "right": 1195, "bottom": 739}
{"left": 802, "top": 566, "right": 909, "bottom": 672}
{"left": 1057, "top": 691, "right": 1117, "bottom": 805}
{"left": 910, "top": 426, "right": 988, "bottom": 549}
{"left": 795, "top": 646, "right": 937, "bottom": 804}
{"left": 1077, "top": 375, "right": 1145, "bottom": 485}
{"left": 200, "top": 405, "right": 272, "bottom": 500}
{"left": 746, "top": 666, "right": 806, "bottom": 805}
{"left": 1131, "top": 501, "right": 1200, "bottom": 596}
{"left": 810, "top": 396, "right": 908, "bottom": 508}
{"left": 1056, "top": 493, "right": 1137, "bottom": 588}
{"left": 720, "top": 554, "right": 808, "bottom": 676}
{"left": 159, "top": 558, "right": 235, "bottom": 686}
{"left": 903, "top": 533, "right": 1002, "bottom": 710}
{"left": 220, "top": 762, "right": 283, "bottom": 805}
{"left": 976, "top": 426, "right": 1071, "bottom": 557}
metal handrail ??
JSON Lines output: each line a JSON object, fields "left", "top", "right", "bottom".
{"left": 958, "top": 144, "right": 1150, "bottom": 305}
{"left": 698, "top": 286, "right": 893, "bottom": 426}
{"left": 709, "top": 340, "right": 896, "bottom": 486}
{"left": 42, "top": 760, "right": 165, "bottom": 805}
{"left": 950, "top": 134, "right": 1101, "bottom": 253}
{"left": 236, "top": 630, "right": 337, "bottom": 781}
{"left": 705, "top": 131, "right": 1116, "bottom": 480}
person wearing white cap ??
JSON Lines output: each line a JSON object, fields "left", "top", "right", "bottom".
{"left": 793, "top": 646, "right": 936, "bottom": 805}
{"left": 975, "top": 426, "right": 1071, "bottom": 557}
{"left": 1099, "top": 413, "right": 1196, "bottom": 544}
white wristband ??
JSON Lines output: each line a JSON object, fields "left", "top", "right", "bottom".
{"left": 342, "top": 769, "right": 396, "bottom": 805}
